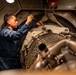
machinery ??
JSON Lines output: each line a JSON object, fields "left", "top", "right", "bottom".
{"left": 0, "top": 0, "right": 76, "bottom": 71}
{"left": 20, "top": 25, "right": 76, "bottom": 71}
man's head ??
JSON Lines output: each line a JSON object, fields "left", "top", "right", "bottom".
{"left": 4, "top": 13, "right": 18, "bottom": 30}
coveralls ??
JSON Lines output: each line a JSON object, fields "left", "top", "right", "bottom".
{"left": 0, "top": 23, "right": 37, "bottom": 70}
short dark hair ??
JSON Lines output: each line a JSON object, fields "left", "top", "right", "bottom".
{"left": 4, "top": 13, "right": 14, "bottom": 25}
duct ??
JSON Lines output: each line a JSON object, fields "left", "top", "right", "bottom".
{"left": 46, "top": 39, "right": 76, "bottom": 56}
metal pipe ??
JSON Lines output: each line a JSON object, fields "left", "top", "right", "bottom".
{"left": 46, "top": 39, "right": 76, "bottom": 56}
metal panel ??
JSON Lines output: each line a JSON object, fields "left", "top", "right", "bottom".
{"left": 0, "top": 0, "right": 7, "bottom": 10}
{"left": 19, "top": 0, "right": 43, "bottom": 9}
{"left": 54, "top": 11, "right": 76, "bottom": 28}
{"left": 57, "top": 0, "right": 76, "bottom": 9}
{"left": 17, "top": 10, "right": 43, "bottom": 25}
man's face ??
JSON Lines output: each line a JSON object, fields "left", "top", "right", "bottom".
{"left": 7, "top": 16, "right": 18, "bottom": 29}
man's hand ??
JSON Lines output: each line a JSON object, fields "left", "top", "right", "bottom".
{"left": 25, "top": 15, "right": 34, "bottom": 25}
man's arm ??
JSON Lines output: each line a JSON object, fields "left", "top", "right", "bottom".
{"left": 0, "top": 24, "right": 29, "bottom": 40}
{"left": 0, "top": 15, "right": 35, "bottom": 40}
{"left": 0, "top": 15, "right": 44, "bottom": 40}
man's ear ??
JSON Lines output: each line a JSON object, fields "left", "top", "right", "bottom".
{"left": 7, "top": 20, "right": 11, "bottom": 25}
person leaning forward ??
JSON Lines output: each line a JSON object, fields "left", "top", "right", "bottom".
{"left": 0, "top": 13, "right": 44, "bottom": 71}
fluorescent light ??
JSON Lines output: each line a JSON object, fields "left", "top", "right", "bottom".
{"left": 6, "top": 0, "right": 15, "bottom": 3}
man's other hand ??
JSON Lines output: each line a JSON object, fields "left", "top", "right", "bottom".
{"left": 25, "top": 15, "right": 34, "bottom": 25}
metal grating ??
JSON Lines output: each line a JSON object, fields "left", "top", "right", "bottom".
{"left": 20, "top": 33, "right": 64, "bottom": 69}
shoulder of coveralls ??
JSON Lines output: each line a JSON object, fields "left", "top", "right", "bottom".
{"left": 1, "top": 24, "right": 28, "bottom": 31}
{"left": 0, "top": 26, "right": 10, "bottom": 36}
{"left": 0, "top": 24, "right": 29, "bottom": 36}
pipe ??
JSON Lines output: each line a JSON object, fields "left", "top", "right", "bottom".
{"left": 29, "top": 39, "right": 76, "bottom": 70}
{"left": 46, "top": 39, "right": 76, "bottom": 56}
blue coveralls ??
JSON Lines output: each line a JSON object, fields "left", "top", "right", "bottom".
{"left": 0, "top": 23, "right": 38, "bottom": 70}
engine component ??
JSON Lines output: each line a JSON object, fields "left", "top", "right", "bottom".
{"left": 20, "top": 25, "right": 68, "bottom": 69}
{"left": 29, "top": 39, "right": 76, "bottom": 71}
